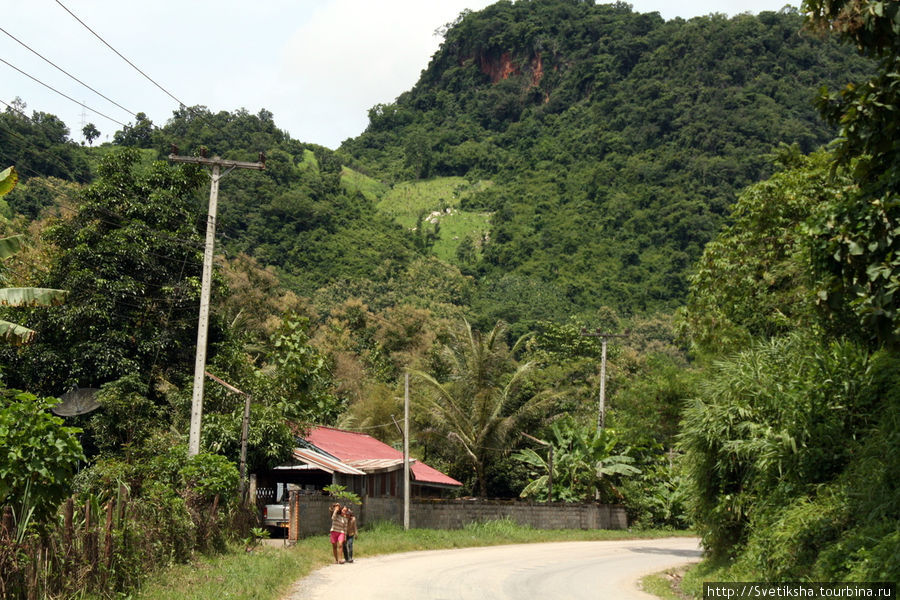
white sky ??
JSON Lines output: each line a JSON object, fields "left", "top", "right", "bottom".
{"left": 2, "top": 0, "right": 797, "bottom": 150}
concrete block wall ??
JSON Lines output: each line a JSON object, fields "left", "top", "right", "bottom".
{"left": 289, "top": 495, "right": 627, "bottom": 538}
{"left": 362, "top": 498, "right": 628, "bottom": 531}
{"left": 291, "top": 495, "right": 338, "bottom": 538}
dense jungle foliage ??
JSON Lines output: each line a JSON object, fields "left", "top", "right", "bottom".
{"left": 677, "top": 0, "right": 900, "bottom": 587}
{"left": 344, "top": 1, "right": 872, "bottom": 331}
{"left": 1, "top": 0, "right": 898, "bottom": 596}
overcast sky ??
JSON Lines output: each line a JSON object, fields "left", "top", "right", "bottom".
{"left": 3, "top": 0, "right": 798, "bottom": 149}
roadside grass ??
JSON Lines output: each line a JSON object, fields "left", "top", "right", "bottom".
{"left": 642, "top": 567, "right": 694, "bottom": 600}
{"left": 131, "top": 520, "right": 693, "bottom": 600}
{"left": 678, "top": 555, "right": 750, "bottom": 599}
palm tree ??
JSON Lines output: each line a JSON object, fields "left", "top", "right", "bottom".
{"left": 0, "top": 167, "right": 67, "bottom": 344}
{"left": 413, "top": 319, "right": 557, "bottom": 497}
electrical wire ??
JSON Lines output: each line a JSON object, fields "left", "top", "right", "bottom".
{"left": 0, "top": 118, "right": 206, "bottom": 249}
{"left": 54, "top": 0, "right": 188, "bottom": 110}
{"left": 0, "top": 25, "right": 138, "bottom": 120}
{"left": 0, "top": 57, "right": 127, "bottom": 127}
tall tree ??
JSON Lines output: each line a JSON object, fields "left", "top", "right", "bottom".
{"left": 81, "top": 123, "right": 100, "bottom": 146}
{"left": 413, "top": 319, "right": 556, "bottom": 496}
{"left": 679, "top": 150, "right": 846, "bottom": 356}
{"left": 2, "top": 149, "right": 208, "bottom": 394}
{"left": 804, "top": 0, "right": 900, "bottom": 347}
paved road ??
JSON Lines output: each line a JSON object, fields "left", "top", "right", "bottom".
{"left": 285, "top": 537, "right": 701, "bottom": 600}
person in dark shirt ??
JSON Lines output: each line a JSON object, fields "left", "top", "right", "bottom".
{"left": 342, "top": 507, "right": 358, "bottom": 563}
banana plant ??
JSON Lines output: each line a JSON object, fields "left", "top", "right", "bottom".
{"left": 514, "top": 416, "right": 640, "bottom": 502}
{"left": 0, "top": 167, "right": 68, "bottom": 344}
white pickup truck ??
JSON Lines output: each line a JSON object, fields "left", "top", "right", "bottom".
{"left": 262, "top": 502, "right": 290, "bottom": 532}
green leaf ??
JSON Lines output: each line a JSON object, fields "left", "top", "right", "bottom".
{"left": 0, "top": 166, "right": 18, "bottom": 197}
{"left": 0, "top": 235, "right": 26, "bottom": 260}
{"left": 0, "top": 287, "right": 68, "bottom": 307}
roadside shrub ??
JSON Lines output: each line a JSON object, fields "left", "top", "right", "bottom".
{"left": 71, "top": 456, "right": 137, "bottom": 501}
{"left": 0, "top": 389, "right": 84, "bottom": 522}
{"left": 681, "top": 343, "right": 900, "bottom": 582}
{"left": 619, "top": 457, "right": 690, "bottom": 529}
{"left": 134, "top": 481, "right": 197, "bottom": 564}
{"left": 178, "top": 452, "right": 239, "bottom": 553}
{"left": 179, "top": 452, "right": 239, "bottom": 504}
{"left": 679, "top": 334, "right": 876, "bottom": 558}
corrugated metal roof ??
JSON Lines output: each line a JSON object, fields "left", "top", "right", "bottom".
{"left": 346, "top": 458, "right": 411, "bottom": 472}
{"left": 291, "top": 447, "right": 366, "bottom": 476}
{"left": 306, "top": 426, "right": 463, "bottom": 487}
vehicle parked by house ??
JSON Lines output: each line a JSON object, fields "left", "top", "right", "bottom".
{"left": 262, "top": 501, "right": 289, "bottom": 535}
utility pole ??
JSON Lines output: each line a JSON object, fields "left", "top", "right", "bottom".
{"left": 580, "top": 328, "right": 629, "bottom": 433}
{"left": 391, "top": 374, "right": 412, "bottom": 530}
{"left": 169, "top": 150, "right": 265, "bottom": 456}
{"left": 403, "top": 372, "right": 410, "bottom": 530}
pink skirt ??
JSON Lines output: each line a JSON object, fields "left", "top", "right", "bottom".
{"left": 330, "top": 531, "right": 346, "bottom": 544}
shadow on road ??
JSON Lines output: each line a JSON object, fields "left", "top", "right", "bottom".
{"left": 628, "top": 547, "right": 703, "bottom": 558}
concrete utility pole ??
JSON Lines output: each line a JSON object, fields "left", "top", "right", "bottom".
{"left": 580, "top": 328, "right": 629, "bottom": 433}
{"left": 403, "top": 372, "right": 410, "bottom": 530}
{"left": 169, "top": 151, "right": 265, "bottom": 456}
{"left": 391, "top": 374, "right": 412, "bottom": 530}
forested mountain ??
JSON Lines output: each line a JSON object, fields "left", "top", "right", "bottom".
{"left": 2, "top": 3, "right": 870, "bottom": 335}
{"left": 343, "top": 1, "right": 871, "bottom": 330}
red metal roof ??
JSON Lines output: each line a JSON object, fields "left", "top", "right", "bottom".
{"left": 289, "top": 448, "right": 366, "bottom": 475}
{"left": 305, "top": 426, "right": 462, "bottom": 488}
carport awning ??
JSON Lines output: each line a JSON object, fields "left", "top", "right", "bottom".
{"left": 287, "top": 448, "right": 366, "bottom": 475}
{"left": 346, "top": 458, "right": 417, "bottom": 473}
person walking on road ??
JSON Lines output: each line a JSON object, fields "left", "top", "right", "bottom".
{"left": 342, "top": 507, "right": 358, "bottom": 563}
{"left": 329, "top": 503, "right": 347, "bottom": 564}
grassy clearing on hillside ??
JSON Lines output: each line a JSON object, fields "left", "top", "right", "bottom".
{"left": 131, "top": 520, "right": 692, "bottom": 600}
{"left": 372, "top": 176, "right": 493, "bottom": 263}
{"left": 298, "top": 149, "right": 318, "bottom": 171}
{"left": 377, "top": 177, "right": 468, "bottom": 221}
{"left": 430, "top": 210, "right": 491, "bottom": 263}
{"left": 341, "top": 165, "right": 388, "bottom": 201}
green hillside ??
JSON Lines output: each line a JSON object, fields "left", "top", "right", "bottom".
{"left": 1, "top": 4, "right": 871, "bottom": 329}
{"left": 343, "top": 1, "right": 872, "bottom": 329}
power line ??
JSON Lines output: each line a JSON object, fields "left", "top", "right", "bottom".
{"left": 0, "top": 119, "right": 207, "bottom": 251}
{"left": 55, "top": 0, "right": 188, "bottom": 110}
{"left": 0, "top": 25, "right": 137, "bottom": 120}
{"left": 0, "top": 56, "right": 127, "bottom": 127}
{"left": 0, "top": 159, "right": 202, "bottom": 256}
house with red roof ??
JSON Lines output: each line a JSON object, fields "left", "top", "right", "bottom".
{"left": 253, "top": 426, "right": 462, "bottom": 505}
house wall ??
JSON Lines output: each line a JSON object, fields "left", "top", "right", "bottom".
{"left": 255, "top": 469, "right": 452, "bottom": 504}
{"left": 288, "top": 495, "right": 628, "bottom": 538}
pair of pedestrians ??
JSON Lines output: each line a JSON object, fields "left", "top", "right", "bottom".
{"left": 329, "top": 503, "right": 358, "bottom": 564}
